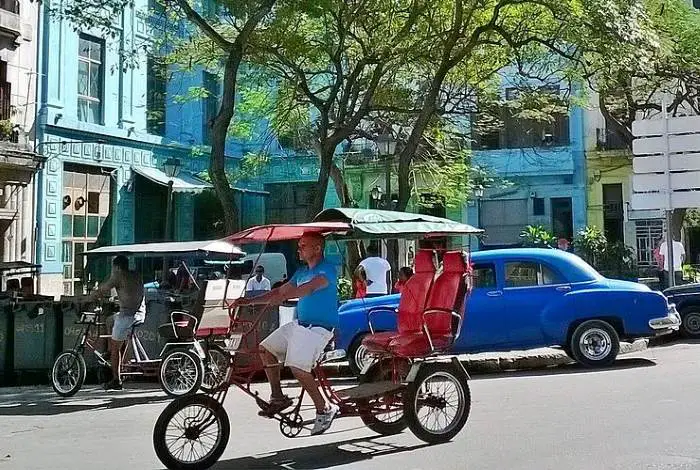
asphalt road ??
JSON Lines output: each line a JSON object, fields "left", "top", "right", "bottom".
{"left": 2, "top": 341, "right": 700, "bottom": 470}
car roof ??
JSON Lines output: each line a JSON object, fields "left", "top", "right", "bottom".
{"left": 470, "top": 248, "right": 601, "bottom": 282}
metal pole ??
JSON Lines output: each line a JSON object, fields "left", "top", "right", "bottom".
{"left": 162, "top": 180, "right": 174, "bottom": 278}
{"left": 662, "top": 98, "right": 675, "bottom": 288}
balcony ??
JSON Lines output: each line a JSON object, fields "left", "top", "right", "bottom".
{"left": 0, "top": 0, "right": 20, "bottom": 40}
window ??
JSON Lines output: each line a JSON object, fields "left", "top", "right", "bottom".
{"left": 147, "top": 55, "right": 167, "bottom": 136}
{"left": 505, "top": 262, "right": 561, "bottom": 288}
{"left": 472, "top": 264, "right": 496, "bottom": 289}
{"left": 77, "top": 35, "right": 104, "bottom": 124}
{"left": 62, "top": 166, "right": 111, "bottom": 295}
{"left": 694, "top": 0, "right": 700, "bottom": 9}
{"left": 635, "top": 219, "right": 663, "bottom": 266}
{"left": 472, "top": 86, "right": 569, "bottom": 149}
{"left": 533, "top": 197, "right": 545, "bottom": 216}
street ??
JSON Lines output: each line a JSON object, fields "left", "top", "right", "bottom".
{"left": 1, "top": 341, "right": 700, "bottom": 470}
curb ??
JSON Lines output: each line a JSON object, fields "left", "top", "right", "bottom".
{"left": 462, "top": 339, "right": 649, "bottom": 374}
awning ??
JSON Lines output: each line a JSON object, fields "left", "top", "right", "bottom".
{"left": 82, "top": 240, "right": 245, "bottom": 257}
{"left": 131, "top": 166, "right": 212, "bottom": 194}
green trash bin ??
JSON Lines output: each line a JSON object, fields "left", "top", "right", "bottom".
{"left": 12, "top": 298, "right": 57, "bottom": 372}
{"left": 0, "top": 298, "right": 10, "bottom": 381}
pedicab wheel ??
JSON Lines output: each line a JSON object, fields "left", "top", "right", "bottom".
{"left": 358, "top": 358, "right": 409, "bottom": 436}
{"left": 279, "top": 412, "right": 304, "bottom": 438}
{"left": 153, "top": 394, "right": 230, "bottom": 470}
{"left": 201, "top": 344, "right": 230, "bottom": 393}
{"left": 404, "top": 362, "right": 471, "bottom": 444}
{"left": 51, "top": 350, "right": 86, "bottom": 397}
{"left": 160, "top": 349, "right": 204, "bottom": 398}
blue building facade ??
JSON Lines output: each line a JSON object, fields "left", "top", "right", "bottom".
{"left": 466, "top": 86, "right": 587, "bottom": 249}
{"left": 35, "top": 1, "right": 203, "bottom": 296}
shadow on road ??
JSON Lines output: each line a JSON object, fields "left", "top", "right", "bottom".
{"left": 472, "top": 357, "right": 657, "bottom": 381}
{"left": 209, "top": 436, "right": 433, "bottom": 470}
{"left": 0, "top": 385, "right": 171, "bottom": 416}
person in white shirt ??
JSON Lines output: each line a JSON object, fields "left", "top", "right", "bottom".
{"left": 358, "top": 245, "right": 391, "bottom": 296}
{"left": 659, "top": 237, "right": 685, "bottom": 287}
{"left": 246, "top": 265, "right": 271, "bottom": 292}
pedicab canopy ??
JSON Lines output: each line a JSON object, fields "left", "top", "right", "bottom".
{"left": 81, "top": 239, "right": 245, "bottom": 258}
{"left": 223, "top": 208, "right": 483, "bottom": 244}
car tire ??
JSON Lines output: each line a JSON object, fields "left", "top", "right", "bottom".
{"left": 680, "top": 307, "right": 700, "bottom": 338}
{"left": 348, "top": 334, "right": 376, "bottom": 376}
{"left": 569, "top": 320, "right": 620, "bottom": 368}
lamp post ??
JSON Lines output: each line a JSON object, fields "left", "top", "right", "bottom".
{"left": 375, "top": 132, "right": 397, "bottom": 211}
{"left": 162, "top": 158, "right": 181, "bottom": 275}
{"left": 473, "top": 183, "right": 484, "bottom": 248}
{"left": 375, "top": 132, "right": 398, "bottom": 282}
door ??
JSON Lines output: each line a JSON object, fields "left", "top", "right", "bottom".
{"left": 500, "top": 260, "right": 570, "bottom": 348}
{"left": 459, "top": 262, "right": 507, "bottom": 351}
{"left": 551, "top": 197, "right": 573, "bottom": 240}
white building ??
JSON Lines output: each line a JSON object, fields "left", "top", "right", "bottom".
{"left": 0, "top": 0, "right": 42, "bottom": 289}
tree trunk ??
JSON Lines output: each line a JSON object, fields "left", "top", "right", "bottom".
{"left": 672, "top": 208, "right": 686, "bottom": 240}
{"left": 209, "top": 51, "right": 242, "bottom": 234}
{"left": 306, "top": 146, "right": 334, "bottom": 221}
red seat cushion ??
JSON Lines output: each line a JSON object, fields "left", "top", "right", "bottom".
{"left": 424, "top": 251, "right": 468, "bottom": 338}
{"left": 387, "top": 332, "right": 453, "bottom": 357}
{"left": 362, "top": 331, "right": 396, "bottom": 352}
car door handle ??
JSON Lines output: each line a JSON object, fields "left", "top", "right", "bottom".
{"left": 487, "top": 291, "right": 503, "bottom": 297}
{"left": 556, "top": 285, "right": 571, "bottom": 292}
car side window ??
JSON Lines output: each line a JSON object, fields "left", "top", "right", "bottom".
{"left": 505, "top": 262, "right": 563, "bottom": 288}
{"left": 472, "top": 263, "right": 496, "bottom": 289}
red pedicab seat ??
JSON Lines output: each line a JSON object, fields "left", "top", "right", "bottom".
{"left": 387, "top": 251, "right": 470, "bottom": 357}
{"left": 361, "top": 249, "right": 437, "bottom": 353}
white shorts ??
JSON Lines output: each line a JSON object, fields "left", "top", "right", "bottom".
{"left": 260, "top": 321, "right": 333, "bottom": 373}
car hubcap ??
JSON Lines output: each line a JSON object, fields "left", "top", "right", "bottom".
{"left": 579, "top": 328, "right": 612, "bottom": 361}
{"left": 683, "top": 313, "right": 700, "bottom": 334}
{"left": 355, "top": 344, "right": 376, "bottom": 372}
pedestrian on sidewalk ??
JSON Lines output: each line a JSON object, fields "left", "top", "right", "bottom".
{"left": 659, "top": 237, "right": 686, "bottom": 287}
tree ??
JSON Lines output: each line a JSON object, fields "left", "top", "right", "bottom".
{"left": 54, "top": 0, "right": 278, "bottom": 233}
{"left": 246, "top": 0, "right": 430, "bottom": 219}
{"left": 573, "top": 0, "right": 700, "bottom": 237}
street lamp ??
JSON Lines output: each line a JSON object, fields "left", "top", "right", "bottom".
{"left": 375, "top": 132, "right": 396, "bottom": 211}
{"left": 162, "top": 158, "right": 181, "bottom": 275}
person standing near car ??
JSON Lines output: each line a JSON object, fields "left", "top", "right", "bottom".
{"left": 89, "top": 255, "right": 145, "bottom": 390}
{"left": 659, "top": 236, "right": 686, "bottom": 287}
{"left": 359, "top": 245, "right": 391, "bottom": 297}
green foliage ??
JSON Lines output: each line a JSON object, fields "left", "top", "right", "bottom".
{"left": 520, "top": 225, "right": 556, "bottom": 248}
{"left": 0, "top": 119, "right": 13, "bottom": 140}
{"left": 597, "top": 242, "right": 638, "bottom": 281}
{"left": 573, "top": 227, "right": 638, "bottom": 279}
{"left": 573, "top": 226, "right": 607, "bottom": 266}
{"left": 195, "top": 152, "right": 270, "bottom": 186}
{"left": 683, "top": 264, "right": 699, "bottom": 283}
{"left": 337, "top": 277, "right": 353, "bottom": 302}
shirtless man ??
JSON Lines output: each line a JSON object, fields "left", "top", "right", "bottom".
{"left": 90, "top": 255, "right": 145, "bottom": 390}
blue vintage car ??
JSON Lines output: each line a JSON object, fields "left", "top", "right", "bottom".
{"left": 338, "top": 248, "right": 681, "bottom": 373}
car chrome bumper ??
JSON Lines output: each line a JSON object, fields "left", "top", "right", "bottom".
{"left": 649, "top": 305, "right": 681, "bottom": 332}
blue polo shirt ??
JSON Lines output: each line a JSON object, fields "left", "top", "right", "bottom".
{"left": 290, "top": 259, "right": 338, "bottom": 330}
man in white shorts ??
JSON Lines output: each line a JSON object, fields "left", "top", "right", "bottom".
{"left": 231, "top": 233, "right": 339, "bottom": 435}
{"left": 90, "top": 255, "right": 145, "bottom": 390}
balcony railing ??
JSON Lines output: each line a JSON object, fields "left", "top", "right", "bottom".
{"left": 0, "top": 81, "right": 11, "bottom": 121}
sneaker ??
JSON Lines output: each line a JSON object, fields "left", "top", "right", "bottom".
{"left": 310, "top": 404, "right": 339, "bottom": 435}
{"left": 103, "top": 379, "right": 123, "bottom": 391}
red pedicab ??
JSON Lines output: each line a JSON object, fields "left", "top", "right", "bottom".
{"left": 152, "top": 209, "right": 483, "bottom": 470}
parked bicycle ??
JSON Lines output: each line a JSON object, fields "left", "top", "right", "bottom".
{"left": 51, "top": 301, "right": 208, "bottom": 398}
